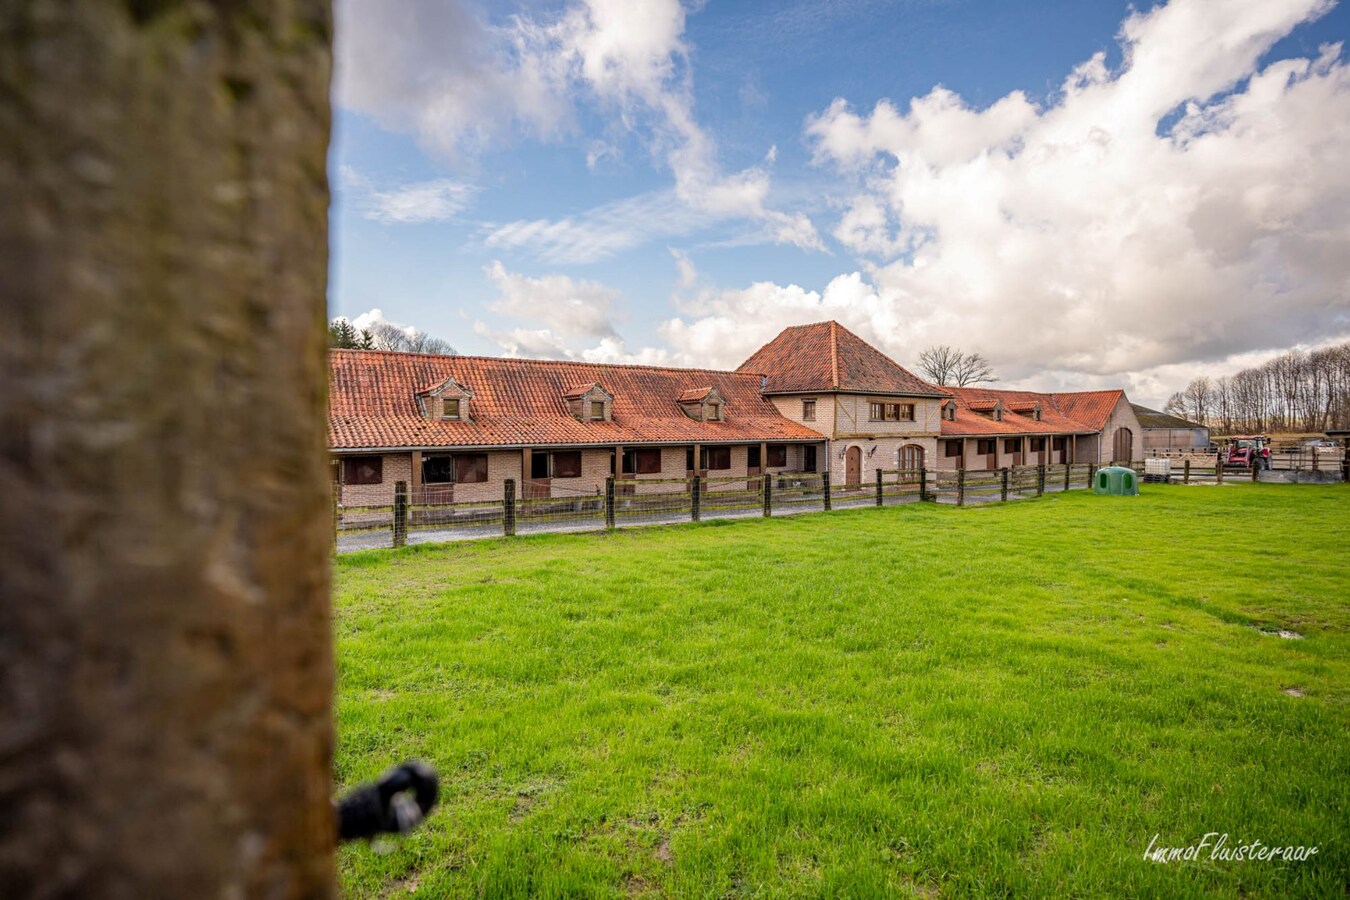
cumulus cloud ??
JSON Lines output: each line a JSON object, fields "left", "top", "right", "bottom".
{"left": 337, "top": 0, "right": 821, "bottom": 255}
{"left": 665, "top": 0, "right": 1350, "bottom": 396}
{"left": 476, "top": 261, "right": 674, "bottom": 365}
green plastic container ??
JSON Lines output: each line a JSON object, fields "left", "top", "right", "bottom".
{"left": 1093, "top": 465, "right": 1139, "bottom": 496}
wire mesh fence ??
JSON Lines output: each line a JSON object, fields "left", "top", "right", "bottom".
{"left": 331, "top": 455, "right": 1334, "bottom": 552}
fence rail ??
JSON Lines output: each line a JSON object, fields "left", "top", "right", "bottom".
{"left": 332, "top": 457, "right": 1343, "bottom": 552}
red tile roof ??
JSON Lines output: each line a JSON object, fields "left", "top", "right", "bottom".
{"left": 677, "top": 386, "right": 714, "bottom": 402}
{"left": 737, "top": 321, "right": 947, "bottom": 397}
{"left": 1051, "top": 389, "right": 1126, "bottom": 432}
{"left": 330, "top": 350, "right": 826, "bottom": 450}
{"left": 940, "top": 386, "right": 1121, "bottom": 437}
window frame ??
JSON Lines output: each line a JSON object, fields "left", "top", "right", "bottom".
{"left": 623, "top": 448, "right": 661, "bottom": 475}
{"left": 1004, "top": 438, "right": 1021, "bottom": 454}
{"left": 701, "top": 445, "right": 731, "bottom": 470}
{"left": 869, "top": 401, "right": 916, "bottom": 422}
{"left": 944, "top": 441, "right": 963, "bottom": 458}
{"left": 342, "top": 455, "right": 383, "bottom": 486}
{"left": 707, "top": 403, "right": 722, "bottom": 421}
{"left": 977, "top": 439, "right": 996, "bottom": 456}
{"left": 442, "top": 397, "right": 462, "bottom": 420}
{"left": 1030, "top": 437, "right": 1046, "bottom": 452}
{"left": 550, "top": 450, "right": 583, "bottom": 479}
{"left": 801, "top": 399, "right": 816, "bottom": 421}
{"left": 766, "top": 444, "right": 787, "bottom": 468}
{"left": 589, "top": 400, "right": 606, "bottom": 421}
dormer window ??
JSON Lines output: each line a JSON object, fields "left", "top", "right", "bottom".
{"left": 678, "top": 386, "right": 726, "bottom": 422}
{"left": 417, "top": 376, "right": 474, "bottom": 423}
{"left": 563, "top": 382, "right": 614, "bottom": 422}
{"left": 941, "top": 400, "right": 957, "bottom": 422}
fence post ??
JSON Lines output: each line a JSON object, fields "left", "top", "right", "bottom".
{"left": 1037, "top": 464, "right": 1045, "bottom": 496}
{"left": 957, "top": 469, "right": 966, "bottom": 507}
{"left": 919, "top": 466, "right": 928, "bottom": 502}
{"left": 503, "top": 478, "right": 517, "bottom": 536}
{"left": 1063, "top": 462, "right": 1070, "bottom": 491}
{"left": 1000, "top": 467, "right": 1009, "bottom": 502}
{"left": 1088, "top": 463, "right": 1096, "bottom": 489}
{"left": 1311, "top": 450, "right": 1318, "bottom": 472}
{"left": 822, "top": 471, "right": 832, "bottom": 511}
{"left": 1215, "top": 455, "right": 1224, "bottom": 484}
{"left": 330, "top": 459, "right": 341, "bottom": 552}
{"left": 1250, "top": 460, "right": 1259, "bottom": 482}
{"left": 875, "top": 469, "right": 884, "bottom": 507}
{"left": 605, "top": 475, "right": 615, "bottom": 530}
{"left": 691, "top": 475, "right": 701, "bottom": 521}
{"left": 1183, "top": 459, "right": 1191, "bottom": 485}
{"left": 763, "top": 474, "right": 772, "bottom": 517}
{"left": 393, "top": 481, "right": 408, "bottom": 548}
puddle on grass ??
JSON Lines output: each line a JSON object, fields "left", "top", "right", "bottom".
{"left": 1258, "top": 628, "right": 1304, "bottom": 640}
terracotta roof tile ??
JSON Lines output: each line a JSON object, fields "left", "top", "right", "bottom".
{"left": 940, "top": 386, "right": 1106, "bottom": 437}
{"left": 330, "top": 351, "right": 825, "bottom": 450}
{"left": 1051, "top": 389, "right": 1125, "bottom": 431}
{"left": 736, "top": 321, "right": 946, "bottom": 397}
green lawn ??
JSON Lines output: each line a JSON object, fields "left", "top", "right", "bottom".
{"left": 334, "top": 484, "right": 1349, "bottom": 898}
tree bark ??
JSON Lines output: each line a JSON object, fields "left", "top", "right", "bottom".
{"left": 0, "top": 2, "right": 335, "bottom": 897}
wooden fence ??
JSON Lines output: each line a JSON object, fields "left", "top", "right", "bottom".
{"left": 333, "top": 464, "right": 1113, "bottom": 551}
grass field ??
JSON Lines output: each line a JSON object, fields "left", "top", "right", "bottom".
{"left": 334, "top": 484, "right": 1349, "bottom": 898}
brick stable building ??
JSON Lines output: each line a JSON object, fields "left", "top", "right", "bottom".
{"left": 329, "top": 321, "right": 1143, "bottom": 505}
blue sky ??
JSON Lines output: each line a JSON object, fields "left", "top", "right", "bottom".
{"left": 330, "top": 0, "right": 1350, "bottom": 407}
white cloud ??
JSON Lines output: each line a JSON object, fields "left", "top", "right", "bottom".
{"left": 484, "top": 190, "right": 715, "bottom": 264}
{"left": 336, "top": 0, "right": 822, "bottom": 254}
{"left": 778, "top": 0, "right": 1350, "bottom": 383}
{"left": 341, "top": 167, "right": 476, "bottom": 224}
{"left": 485, "top": 261, "right": 621, "bottom": 341}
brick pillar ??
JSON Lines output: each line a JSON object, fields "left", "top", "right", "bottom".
{"left": 0, "top": 3, "right": 336, "bottom": 896}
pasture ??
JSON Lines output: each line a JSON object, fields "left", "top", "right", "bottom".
{"left": 334, "top": 484, "right": 1348, "bottom": 898}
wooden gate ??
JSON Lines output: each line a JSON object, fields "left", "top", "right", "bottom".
{"left": 1113, "top": 427, "right": 1134, "bottom": 463}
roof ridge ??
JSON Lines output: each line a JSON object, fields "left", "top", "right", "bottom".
{"left": 328, "top": 347, "right": 766, "bottom": 380}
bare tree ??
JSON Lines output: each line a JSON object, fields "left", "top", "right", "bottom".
{"left": 343, "top": 319, "right": 456, "bottom": 355}
{"left": 918, "top": 345, "right": 997, "bottom": 386}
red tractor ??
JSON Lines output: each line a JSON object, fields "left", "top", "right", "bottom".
{"left": 1225, "top": 435, "right": 1271, "bottom": 470}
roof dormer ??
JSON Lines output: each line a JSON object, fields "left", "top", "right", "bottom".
{"left": 563, "top": 382, "right": 614, "bottom": 422}
{"left": 969, "top": 398, "right": 1005, "bottom": 421}
{"left": 678, "top": 386, "right": 726, "bottom": 422}
{"left": 417, "top": 376, "right": 474, "bottom": 422}
{"left": 1010, "top": 400, "right": 1043, "bottom": 421}
{"left": 941, "top": 399, "right": 958, "bottom": 422}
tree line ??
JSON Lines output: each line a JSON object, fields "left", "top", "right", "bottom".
{"left": 1163, "top": 342, "right": 1350, "bottom": 434}
{"left": 328, "top": 318, "right": 456, "bottom": 355}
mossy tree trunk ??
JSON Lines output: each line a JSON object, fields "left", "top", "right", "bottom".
{"left": 0, "top": 2, "right": 335, "bottom": 896}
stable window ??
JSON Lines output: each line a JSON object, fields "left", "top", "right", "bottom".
{"left": 747, "top": 446, "right": 761, "bottom": 468}
{"left": 1004, "top": 438, "right": 1021, "bottom": 454}
{"left": 701, "top": 446, "right": 731, "bottom": 470}
{"left": 623, "top": 448, "right": 661, "bottom": 475}
{"left": 686, "top": 447, "right": 695, "bottom": 471}
{"left": 1030, "top": 437, "right": 1046, "bottom": 452}
{"left": 802, "top": 399, "right": 816, "bottom": 421}
{"left": 945, "top": 441, "right": 963, "bottom": 458}
{"left": 530, "top": 453, "right": 549, "bottom": 480}
{"left": 804, "top": 445, "right": 818, "bottom": 472}
{"left": 977, "top": 439, "right": 996, "bottom": 455}
{"left": 423, "top": 453, "right": 487, "bottom": 484}
{"left": 1052, "top": 437, "right": 1067, "bottom": 451}
{"left": 442, "top": 398, "right": 461, "bottom": 420}
{"left": 342, "top": 456, "right": 382, "bottom": 485}
{"left": 767, "top": 444, "right": 787, "bottom": 468}
{"left": 551, "top": 451, "right": 582, "bottom": 478}
{"left": 590, "top": 400, "right": 605, "bottom": 420}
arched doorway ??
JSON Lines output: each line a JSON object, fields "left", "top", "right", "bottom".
{"left": 1112, "top": 427, "right": 1134, "bottom": 463}
{"left": 845, "top": 446, "right": 862, "bottom": 488}
{"left": 899, "top": 444, "right": 925, "bottom": 471}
